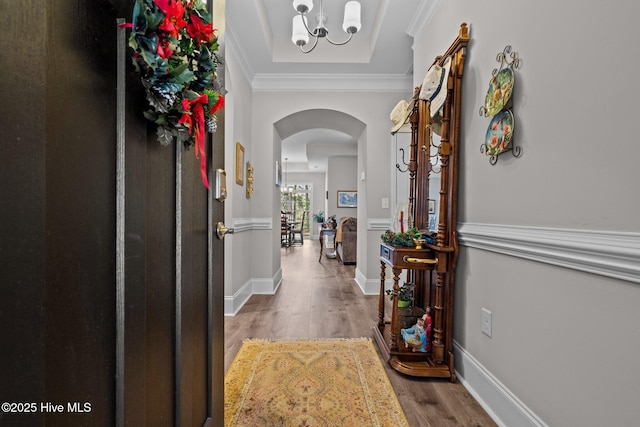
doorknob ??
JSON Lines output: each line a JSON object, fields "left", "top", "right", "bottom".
{"left": 216, "top": 222, "right": 234, "bottom": 240}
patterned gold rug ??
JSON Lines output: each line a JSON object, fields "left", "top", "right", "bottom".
{"left": 224, "top": 338, "right": 409, "bottom": 427}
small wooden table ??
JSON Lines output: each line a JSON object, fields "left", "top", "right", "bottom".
{"left": 318, "top": 229, "right": 337, "bottom": 262}
{"left": 373, "top": 243, "right": 455, "bottom": 380}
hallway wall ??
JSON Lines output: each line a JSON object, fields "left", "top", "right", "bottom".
{"left": 412, "top": 1, "right": 640, "bottom": 425}
{"left": 219, "top": 57, "right": 412, "bottom": 306}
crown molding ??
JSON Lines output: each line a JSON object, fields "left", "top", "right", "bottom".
{"left": 406, "top": 0, "right": 441, "bottom": 45}
{"left": 224, "top": 20, "right": 255, "bottom": 88}
{"left": 251, "top": 73, "right": 413, "bottom": 93}
{"left": 458, "top": 222, "right": 640, "bottom": 284}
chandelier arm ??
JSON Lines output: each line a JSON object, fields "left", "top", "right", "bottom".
{"left": 293, "top": 0, "right": 358, "bottom": 51}
{"left": 299, "top": 11, "right": 316, "bottom": 37}
{"left": 325, "top": 31, "right": 354, "bottom": 46}
{"left": 300, "top": 35, "right": 319, "bottom": 53}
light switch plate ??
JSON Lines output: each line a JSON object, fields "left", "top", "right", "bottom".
{"left": 481, "top": 307, "right": 492, "bottom": 337}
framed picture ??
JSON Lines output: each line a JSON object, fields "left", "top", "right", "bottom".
{"left": 337, "top": 190, "right": 357, "bottom": 208}
{"left": 235, "top": 142, "right": 245, "bottom": 185}
{"left": 428, "top": 214, "right": 437, "bottom": 231}
{"left": 275, "top": 161, "right": 282, "bottom": 187}
{"left": 428, "top": 199, "right": 435, "bottom": 214}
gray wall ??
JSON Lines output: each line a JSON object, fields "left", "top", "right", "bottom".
{"left": 413, "top": 1, "right": 640, "bottom": 425}
{"left": 327, "top": 156, "right": 358, "bottom": 220}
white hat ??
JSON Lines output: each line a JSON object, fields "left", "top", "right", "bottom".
{"left": 418, "top": 56, "right": 452, "bottom": 118}
{"left": 429, "top": 111, "right": 443, "bottom": 136}
{"left": 390, "top": 99, "right": 414, "bottom": 134}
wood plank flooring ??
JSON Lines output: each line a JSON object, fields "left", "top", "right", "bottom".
{"left": 224, "top": 239, "right": 497, "bottom": 427}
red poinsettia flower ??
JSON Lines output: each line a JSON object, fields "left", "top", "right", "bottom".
{"left": 155, "top": 0, "right": 187, "bottom": 38}
{"left": 187, "top": 14, "right": 214, "bottom": 45}
{"left": 157, "top": 38, "right": 174, "bottom": 59}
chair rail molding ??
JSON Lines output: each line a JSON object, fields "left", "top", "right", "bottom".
{"left": 458, "top": 222, "right": 640, "bottom": 284}
{"left": 367, "top": 218, "right": 391, "bottom": 230}
{"left": 232, "top": 217, "right": 272, "bottom": 232}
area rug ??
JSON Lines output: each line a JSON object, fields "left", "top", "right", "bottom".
{"left": 224, "top": 338, "right": 409, "bottom": 427}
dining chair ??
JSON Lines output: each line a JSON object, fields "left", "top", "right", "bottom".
{"left": 290, "top": 212, "right": 305, "bottom": 245}
{"left": 281, "top": 215, "right": 291, "bottom": 247}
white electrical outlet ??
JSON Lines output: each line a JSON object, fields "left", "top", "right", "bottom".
{"left": 481, "top": 307, "right": 492, "bottom": 337}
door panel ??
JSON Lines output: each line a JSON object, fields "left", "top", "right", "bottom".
{"left": 0, "top": 0, "right": 224, "bottom": 425}
{"left": 117, "top": 0, "right": 224, "bottom": 423}
{"left": 177, "top": 145, "right": 211, "bottom": 425}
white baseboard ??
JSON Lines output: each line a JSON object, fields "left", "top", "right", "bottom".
{"left": 224, "top": 280, "right": 252, "bottom": 316}
{"left": 224, "top": 268, "right": 282, "bottom": 316}
{"left": 454, "top": 341, "right": 548, "bottom": 427}
{"left": 355, "top": 268, "right": 382, "bottom": 295}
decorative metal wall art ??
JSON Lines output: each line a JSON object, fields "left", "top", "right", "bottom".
{"left": 246, "top": 162, "right": 254, "bottom": 198}
{"left": 479, "top": 45, "right": 522, "bottom": 165}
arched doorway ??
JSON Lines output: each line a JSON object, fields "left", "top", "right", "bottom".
{"left": 274, "top": 109, "right": 365, "bottom": 249}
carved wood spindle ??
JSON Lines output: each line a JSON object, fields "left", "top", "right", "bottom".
{"left": 407, "top": 92, "right": 420, "bottom": 226}
{"left": 378, "top": 261, "right": 386, "bottom": 327}
{"left": 389, "top": 268, "right": 401, "bottom": 351}
{"left": 432, "top": 77, "right": 454, "bottom": 363}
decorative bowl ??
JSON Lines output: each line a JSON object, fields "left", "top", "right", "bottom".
{"left": 413, "top": 238, "right": 427, "bottom": 250}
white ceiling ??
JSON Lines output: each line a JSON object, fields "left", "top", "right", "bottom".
{"left": 225, "top": 0, "right": 424, "bottom": 171}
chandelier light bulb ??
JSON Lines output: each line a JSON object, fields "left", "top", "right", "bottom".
{"left": 293, "top": 0, "right": 313, "bottom": 14}
{"left": 292, "top": 15, "right": 309, "bottom": 46}
{"left": 342, "top": 1, "right": 361, "bottom": 34}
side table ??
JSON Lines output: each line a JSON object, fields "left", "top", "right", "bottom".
{"left": 318, "top": 229, "right": 337, "bottom": 262}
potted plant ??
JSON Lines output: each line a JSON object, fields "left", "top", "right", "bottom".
{"left": 324, "top": 215, "right": 337, "bottom": 229}
{"left": 386, "top": 282, "right": 415, "bottom": 307}
{"left": 381, "top": 228, "right": 423, "bottom": 247}
{"left": 313, "top": 210, "right": 325, "bottom": 223}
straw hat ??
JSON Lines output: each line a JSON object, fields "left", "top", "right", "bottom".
{"left": 390, "top": 99, "right": 414, "bottom": 134}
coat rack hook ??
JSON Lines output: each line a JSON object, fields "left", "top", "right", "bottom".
{"left": 396, "top": 147, "right": 409, "bottom": 173}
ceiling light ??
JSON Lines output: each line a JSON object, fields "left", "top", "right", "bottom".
{"left": 291, "top": 0, "right": 361, "bottom": 53}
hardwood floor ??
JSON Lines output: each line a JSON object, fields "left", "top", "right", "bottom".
{"left": 224, "top": 239, "right": 497, "bottom": 427}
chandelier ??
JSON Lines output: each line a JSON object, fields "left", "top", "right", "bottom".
{"left": 291, "top": 0, "right": 361, "bottom": 53}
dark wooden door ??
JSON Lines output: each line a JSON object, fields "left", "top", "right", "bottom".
{"left": 118, "top": 5, "right": 225, "bottom": 427}
{"left": 0, "top": 0, "right": 224, "bottom": 425}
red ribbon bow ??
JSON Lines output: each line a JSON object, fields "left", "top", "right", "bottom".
{"left": 179, "top": 94, "right": 210, "bottom": 189}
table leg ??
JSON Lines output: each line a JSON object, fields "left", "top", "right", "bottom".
{"left": 389, "top": 267, "right": 401, "bottom": 351}
{"left": 378, "top": 261, "right": 385, "bottom": 327}
{"left": 318, "top": 232, "right": 324, "bottom": 262}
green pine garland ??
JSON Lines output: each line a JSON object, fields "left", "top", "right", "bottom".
{"left": 126, "top": 0, "right": 224, "bottom": 188}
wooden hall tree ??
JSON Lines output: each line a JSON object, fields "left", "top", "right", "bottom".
{"left": 374, "top": 23, "right": 469, "bottom": 381}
